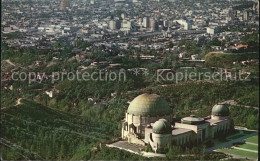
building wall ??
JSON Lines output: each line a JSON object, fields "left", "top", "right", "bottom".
{"left": 144, "top": 128, "right": 152, "bottom": 143}
{"left": 211, "top": 115, "right": 229, "bottom": 120}
{"left": 173, "top": 131, "right": 193, "bottom": 145}
{"left": 143, "top": 17, "right": 149, "bottom": 28}
{"left": 207, "top": 27, "right": 215, "bottom": 35}
{"left": 128, "top": 133, "right": 146, "bottom": 146}
{"left": 122, "top": 113, "right": 172, "bottom": 140}
{"left": 126, "top": 113, "right": 172, "bottom": 135}
{"left": 210, "top": 120, "right": 231, "bottom": 138}
{"left": 149, "top": 133, "right": 172, "bottom": 152}
{"left": 122, "top": 112, "right": 233, "bottom": 152}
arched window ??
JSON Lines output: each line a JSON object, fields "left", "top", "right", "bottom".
{"left": 150, "top": 133, "right": 154, "bottom": 142}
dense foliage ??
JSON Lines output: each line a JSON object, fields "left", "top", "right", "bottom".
{"left": 1, "top": 31, "right": 259, "bottom": 160}
{"left": 230, "top": 106, "right": 259, "bottom": 130}
{"left": 204, "top": 52, "right": 259, "bottom": 68}
{"left": 1, "top": 100, "right": 117, "bottom": 160}
{"left": 128, "top": 81, "right": 259, "bottom": 128}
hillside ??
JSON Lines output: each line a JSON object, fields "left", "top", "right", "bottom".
{"left": 1, "top": 99, "right": 118, "bottom": 160}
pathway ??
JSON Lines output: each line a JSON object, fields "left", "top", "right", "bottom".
{"left": 223, "top": 153, "right": 257, "bottom": 160}
{"left": 5, "top": 59, "right": 16, "bottom": 67}
{"left": 232, "top": 146, "right": 258, "bottom": 153}
{"left": 15, "top": 98, "right": 22, "bottom": 106}
{"left": 246, "top": 142, "right": 258, "bottom": 146}
{"left": 221, "top": 100, "right": 259, "bottom": 110}
{"left": 204, "top": 132, "right": 257, "bottom": 152}
{"left": 106, "top": 141, "right": 166, "bottom": 158}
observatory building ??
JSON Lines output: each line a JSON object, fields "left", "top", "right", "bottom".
{"left": 121, "top": 93, "right": 233, "bottom": 153}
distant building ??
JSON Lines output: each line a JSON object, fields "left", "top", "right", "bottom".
{"left": 121, "top": 20, "right": 133, "bottom": 33}
{"left": 191, "top": 54, "right": 200, "bottom": 60}
{"left": 175, "top": 20, "right": 191, "bottom": 30}
{"left": 109, "top": 21, "right": 116, "bottom": 30}
{"left": 121, "top": 13, "right": 126, "bottom": 19}
{"left": 257, "top": 1, "right": 260, "bottom": 13}
{"left": 163, "top": 20, "right": 168, "bottom": 27}
{"left": 183, "top": 21, "right": 191, "bottom": 30}
{"left": 243, "top": 11, "right": 249, "bottom": 21}
{"left": 90, "top": 0, "right": 95, "bottom": 5}
{"left": 206, "top": 27, "right": 219, "bottom": 35}
{"left": 109, "top": 20, "right": 121, "bottom": 30}
{"left": 150, "top": 18, "right": 158, "bottom": 31}
{"left": 143, "top": 17, "right": 150, "bottom": 28}
{"left": 178, "top": 53, "right": 186, "bottom": 59}
{"left": 61, "top": 0, "right": 70, "bottom": 10}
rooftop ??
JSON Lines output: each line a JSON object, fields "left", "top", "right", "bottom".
{"left": 127, "top": 93, "right": 172, "bottom": 117}
{"left": 172, "top": 128, "right": 193, "bottom": 136}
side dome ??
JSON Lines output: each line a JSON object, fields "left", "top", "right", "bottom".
{"left": 127, "top": 93, "right": 172, "bottom": 117}
{"left": 152, "top": 119, "right": 172, "bottom": 134}
{"left": 212, "top": 104, "right": 230, "bottom": 116}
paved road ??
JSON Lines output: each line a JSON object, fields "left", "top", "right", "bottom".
{"left": 141, "top": 152, "right": 166, "bottom": 158}
{"left": 224, "top": 153, "right": 257, "bottom": 160}
{"left": 107, "top": 141, "right": 166, "bottom": 158}
{"left": 106, "top": 141, "right": 143, "bottom": 154}
{"left": 233, "top": 146, "right": 258, "bottom": 153}
{"left": 15, "top": 98, "right": 22, "bottom": 106}
{"left": 246, "top": 142, "right": 258, "bottom": 146}
{"left": 5, "top": 59, "right": 16, "bottom": 66}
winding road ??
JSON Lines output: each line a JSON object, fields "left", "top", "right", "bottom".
{"left": 221, "top": 100, "right": 259, "bottom": 110}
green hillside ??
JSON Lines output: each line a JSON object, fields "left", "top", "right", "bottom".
{"left": 1, "top": 99, "right": 118, "bottom": 160}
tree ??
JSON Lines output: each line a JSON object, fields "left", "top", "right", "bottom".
{"left": 207, "top": 38, "right": 222, "bottom": 46}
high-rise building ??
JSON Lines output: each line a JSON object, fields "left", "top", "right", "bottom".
{"left": 121, "top": 13, "right": 126, "bottom": 20}
{"left": 121, "top": 20, "right": 132, "bottom": 29}
{"left": 163, "top": 20, "right": 168, "bottom": 27}
{"left": 257, "top": 1, "right": 260, "bottom": 13}
{"left": 138, "top": 18, "right": 143, "bottom": 25}
{"left": 206, "top": 27, "right": 219, "bottom": 35}
{"left": 143, "top": 17, "right": 150, "bottom": 28}
{"left": 109, "top": 20, "right": 121, "bottom": 30}
{"left": 90, "top": 0, "right": 95, "bottom": 5}
{"left": 183, "top": 22, "right": 191, "bottom": 30}
{"left": 61, "top": 0, "right": 70, "bottom": 10}
{"left": 243, "top": 11, "right": 249, "bottom": 21}
{"left": 109, "top": 20, "right": 116, "bottom": 30}
{"left": 150, "top": 19, "right": 158, "bottom": 31}
{"left": 175, "top": 20, "right": 191, "bottom": 30}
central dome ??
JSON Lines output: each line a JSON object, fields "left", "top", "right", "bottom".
{"left": 127, "top": 93, "right": 172, "bottom": 117}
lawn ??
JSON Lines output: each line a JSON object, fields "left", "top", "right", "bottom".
{"left": 245, "top": 135, "right": 258, "bottom": 144}
{"left": 238, "top": 144, "right": 258, "bottom": 151}
{"left": 217, "top": 148, "right": 258, "bottom": 159}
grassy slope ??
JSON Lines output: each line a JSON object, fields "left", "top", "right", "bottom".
{"left": 1, "top": 99, "right": 117, "bottom": 160}
{"left": 1, "top": 80, "right": 258, "bottom": 160}
{"left": 238, "top": 144, "right": 258, "bottom": 151}
{"left": 217, "top": 148, "right": 258, "bottom": 159}
{"left": 245, "top": 135, "right": 258, "bottom": 143}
